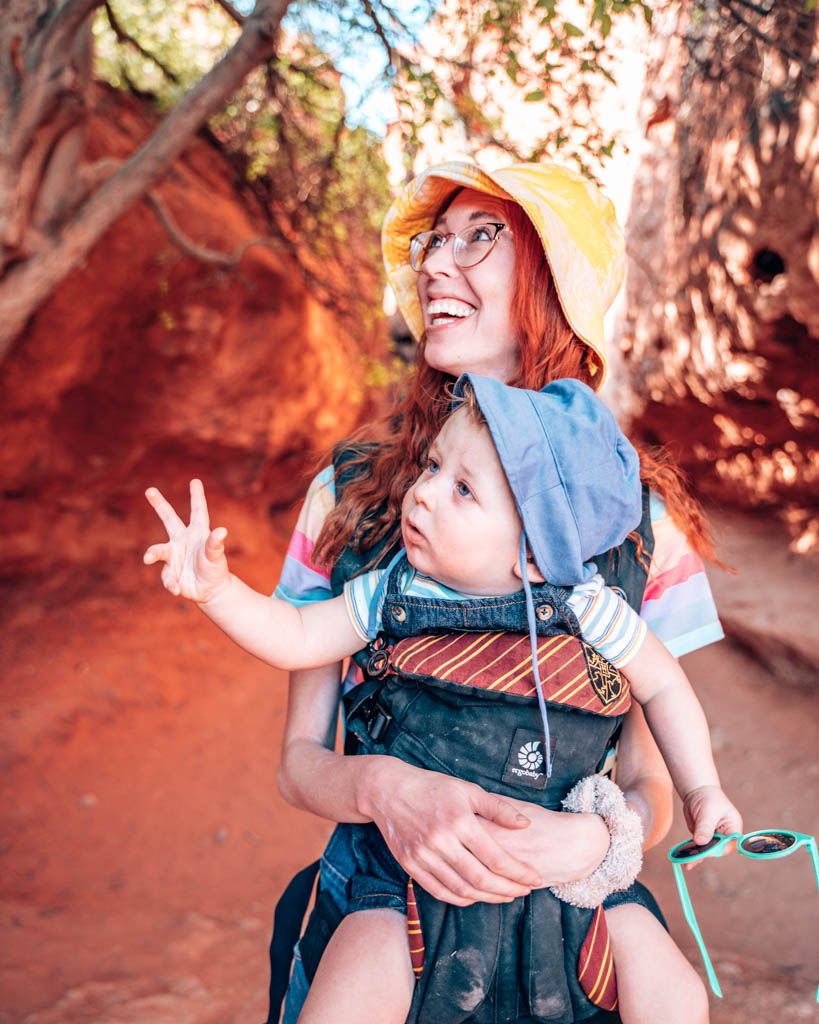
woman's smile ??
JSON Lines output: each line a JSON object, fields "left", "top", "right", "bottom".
{"left": 425, "top": 298, "right": 476, "bottom": 329}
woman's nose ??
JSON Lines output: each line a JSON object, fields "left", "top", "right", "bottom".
{"left": 419, "top": 237, "right": 458, "bottom": 278}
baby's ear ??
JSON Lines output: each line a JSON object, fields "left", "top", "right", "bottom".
{"left": 513, "top": 547, "right": 546, "bottom": 584}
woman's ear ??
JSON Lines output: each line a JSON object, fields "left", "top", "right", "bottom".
{"left": 513, "top": 549, "right": 546, "bottom": 584}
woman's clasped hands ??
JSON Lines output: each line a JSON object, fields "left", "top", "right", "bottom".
{"left": 144, "top": 479, "right": 230, "bottom": 604}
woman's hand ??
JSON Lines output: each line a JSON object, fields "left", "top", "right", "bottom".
{"left": 482, "top": 704, "right": 675, "bottom": 889}
{"left": 357, "top": 756, "right": 543, "bottom": 906}
{"left": 144, "top": 479, "right": 230, "bottom": 603}
{"left": 480, "top": 798, "right": 612, "bottom": 886}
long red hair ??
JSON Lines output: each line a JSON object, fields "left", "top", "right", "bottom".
{"left": 313, "top": 197, "right": 718, "bottom": 571}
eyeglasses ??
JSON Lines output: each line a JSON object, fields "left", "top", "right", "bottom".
{"left": 408, "top": 222, "right": 511, "bottom": 272}
{"left": 668, "top": 830, "right": 819, "bottom": 1001}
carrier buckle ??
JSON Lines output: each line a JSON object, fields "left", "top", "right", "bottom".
{"left": 365, "top": 632, "right": 392, "bottom": 679}
{"left": 367, "top": 703, "right": 392, "bottom": 743}
{"left": 351, "top": 689, "right": 393, "bottom": 743}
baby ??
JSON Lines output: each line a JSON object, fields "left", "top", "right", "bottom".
{"left": 146, "top": 374, "right": 740, "bottom": 1024}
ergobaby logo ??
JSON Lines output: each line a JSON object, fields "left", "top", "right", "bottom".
{"left": 502, "top": 728, "right": 554, "bottom": 790}
{"left": 515, "top": 741, "right": 543, "bottom": 776}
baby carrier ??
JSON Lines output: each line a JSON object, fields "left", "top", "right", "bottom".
{"left": 265, "top": 443, "right": 656, "bottom": 1024}
{"left": 343, "top": 555, "right": 631, "bottom": 1023}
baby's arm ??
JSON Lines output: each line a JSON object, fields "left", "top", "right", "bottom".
{"left": 623, "top": 628, "right": 742, "bottom": 844}
{"left": 144, "top": 479, "right": 363, "bottom": 670}
{"left": 568, "top": 576, "right": 741, "bottom": 843}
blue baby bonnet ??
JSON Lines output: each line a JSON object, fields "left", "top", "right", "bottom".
{"left": 452, "top": 374, "right": 642, "bottom": 586}
{"left": 452, "top": 374, "right": 642, "bottom": 778}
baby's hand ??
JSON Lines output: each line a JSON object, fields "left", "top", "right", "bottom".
{"left": 682, "top": 784, "right": 743, "bottom": 850}
{"left": 144, "top": 479, "right": 230, "bottom": 604}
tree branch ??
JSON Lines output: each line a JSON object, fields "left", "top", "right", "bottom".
{"left": 103, "top": 1, "right": 180, "bottom": 82}
{"left": 8, "top": 0, "right": 102, "bottom": 168}
{"left": 0, "top": 0, "right": 287, "bottom": 358}
{"left": 361, "top": 0, "right": 396, "bottom": 66}
{"left": 721, "top": 0, "right": 817, "bottom": 69}
{"left": 212, "top": 0, "right": 247, "bottom": 26}
{"left": 31, "top": 0, "right": 104, "bottom": 69}
{"left": 145, "top": 190, "right": 276, "bottom": 265}
{"left": 1, "top": 101, "right": 82, "bottom": 257}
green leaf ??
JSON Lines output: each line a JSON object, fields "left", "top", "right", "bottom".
{"left": 599, "top": 13, "right": 612, "bottom": 36}
{"left": 525, "top": 89, "right": 545, "bottom": 101}
{"left": 563, "top": 21, "right": 584, "bottom": 36}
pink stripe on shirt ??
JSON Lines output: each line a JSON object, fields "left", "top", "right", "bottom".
{"left": 286, "top": 528, "right": 330, "bottom": 581}
{"left": 642, "top": 550, "right": 705, "bottom": 605}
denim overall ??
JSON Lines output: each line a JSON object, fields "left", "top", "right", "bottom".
{"left": 267, "top": 447, "right": 659, "bottom": 1024}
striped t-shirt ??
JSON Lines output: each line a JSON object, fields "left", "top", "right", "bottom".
{"left": 344, "top": 566, "right": 646, "bottom": 669}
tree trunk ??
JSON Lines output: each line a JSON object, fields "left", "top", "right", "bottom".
{"left": 0, "top": 0, "right": 289, "bottom": 360}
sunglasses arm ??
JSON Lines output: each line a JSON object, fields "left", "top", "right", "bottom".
{"left": 804, "top": 838, "right": 819, "bottom": 1003}
{"left": 672, "top": 862, "right": 723, "bottom": 998}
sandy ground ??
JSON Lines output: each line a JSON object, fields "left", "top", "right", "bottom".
{"left": 1, "top": 508, "right": 818, "bottom": 1024}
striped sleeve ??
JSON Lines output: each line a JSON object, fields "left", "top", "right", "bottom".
{"left": 567, "top": 575, "right": 647, "bottom": 669}
{"left": 273, "top": 466, "right": 336, "bottom": 607}
{"left": 640, "top": 494, "right": 724, "bottom": 658}
{"left": 343, "top": 569, "right": 386, "bottom": 642}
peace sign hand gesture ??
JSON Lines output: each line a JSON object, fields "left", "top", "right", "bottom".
{"left": 144, "top": 479, "right": 230, "bottom": 604}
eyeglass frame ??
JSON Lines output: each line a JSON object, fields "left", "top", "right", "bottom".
{"left": 668, "top": 829, "right": 819, "bottom": 1001}
{"left": 408, "top": 222, "right": 512, "bottom": 273}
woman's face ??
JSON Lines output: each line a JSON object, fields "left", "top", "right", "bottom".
{"left": 416, "top": 189, "right": 519, "bottom": 382}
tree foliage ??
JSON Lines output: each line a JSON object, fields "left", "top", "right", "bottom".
{"left": 10, "top": 0, "right": 809, "bottom": 360}
{"left": 93, "top": 1, "right": 390, "bottom": 325}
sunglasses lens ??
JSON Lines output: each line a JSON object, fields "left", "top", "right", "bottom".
{"left": 740, "top": 831, "right": 796, "bottom": 855}
{"left": 673, "top": 835, "right": 723, "bottom": 860}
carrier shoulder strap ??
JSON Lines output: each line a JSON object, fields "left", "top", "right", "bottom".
{"left": 328, "top": 442, "right": 401, "bottom": 598}
{"left": 594, "top": 483, "right": 654, "bottom": 612}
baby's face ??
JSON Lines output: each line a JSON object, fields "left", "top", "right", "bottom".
{"left": 401, "top": 407, "right": 523, "bottom": 594}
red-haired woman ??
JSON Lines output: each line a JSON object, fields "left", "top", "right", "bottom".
{"left": 272, "top": 163, "right": 719, "bottom": 1024}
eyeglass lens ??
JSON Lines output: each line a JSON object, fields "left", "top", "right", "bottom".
{"left": 739, "top": 831, "right": 796, "bottom": 855}
{"left": 410, "top": 224, "right": 502, "bottom": 271}
{"left": 673, "top": 836, "right": 724, "bottom": 859}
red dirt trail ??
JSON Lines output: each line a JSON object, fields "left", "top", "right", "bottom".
{"left": 1, "top": 507, "right": 817, "bottom": 1024}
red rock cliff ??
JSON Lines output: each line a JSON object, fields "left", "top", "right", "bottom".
{"left": 1, "top": 86, "right": 389, "bottom": 584}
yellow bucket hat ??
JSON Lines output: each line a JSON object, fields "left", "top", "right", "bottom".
{"left": 381, "top": 161, "right": 625, "bottom": 386}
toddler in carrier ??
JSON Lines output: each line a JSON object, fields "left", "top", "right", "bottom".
{"left": 145, "top": 374, "right": 740, "bottom": 1023}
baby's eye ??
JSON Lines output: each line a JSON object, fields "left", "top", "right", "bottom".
{"left": 426, "top": 457, "right": 440, "bottom": 474}
{"left": 456, "top": 481, "right": 473, "bottom": 499}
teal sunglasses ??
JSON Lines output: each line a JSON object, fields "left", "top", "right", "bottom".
{"left": 669, "top": 830, "right": 819, "bottom": 1000}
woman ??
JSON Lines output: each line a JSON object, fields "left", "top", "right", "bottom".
{"left": 273, "top": 162, "right": 721, "bottom": 1023}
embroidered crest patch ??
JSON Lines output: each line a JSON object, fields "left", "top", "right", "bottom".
{"left": 581, "top": 643, "right": 624, "bottom": 707}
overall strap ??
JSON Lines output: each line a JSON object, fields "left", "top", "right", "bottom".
{"left": 520, "top": 531, "right": 553, "bottom": 777}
